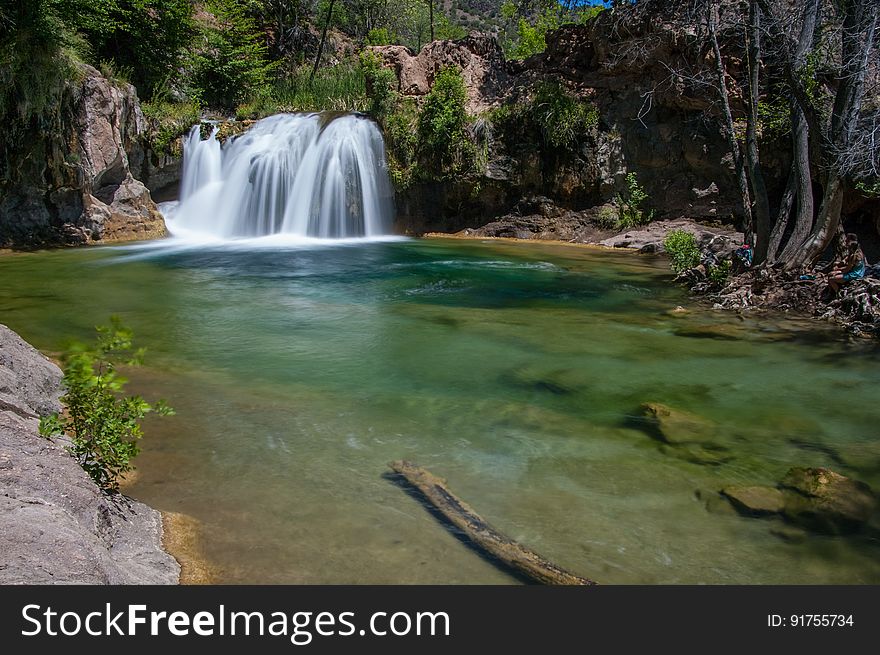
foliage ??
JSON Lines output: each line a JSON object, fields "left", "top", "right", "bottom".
{"left": 707, "top": 259, "right": 731, "bottom": 287}
{"left": 366, "top": 27, "right": 393, "bottom": 46}
{"left": 56, "top": 0, "right": 195, "bottom": 99}
{"left": 360, "top": 49, "right": 397, "bottom": 118}
{"left": 0, "top": 2, "right": 81, "bottom": 131}
{"left": 236, "top": 62, "right": 367, "bottom": 119}
{"left": 188, "top": 0, "right": 275, "bottom": 110}
{"left": 663, "top": 229, "right": 701, "bottom": 274}
{"left": 615, "top": 172, "right": 654, "bottom": 228}
{"left": 757, "top": 96, "right": 791, "bottom": 140}
{"left": 488, "top": 82, "right": 598, "bottom": 156}
{"left": 854, "top": 179, "right": 880, "bottom": 197}
{"left": 39, "top": 318, "right": 173, "bottom": 494}
{"left": 142, "top": 98, "right": 202, "bottom": 156}
{"left": 383, "top": 99, "right": 420, "bottom": 188}
{"left": 594, "top": 205, "right": 620, "bottom": 229}
{"left": 501, "top": 1, "right": 605, "bottom": 60}
{"left": 531, "top": 81, "right": 598, "bottom": 149}
{"left": 417, "top": 65, "right": 477, "bottom": 177}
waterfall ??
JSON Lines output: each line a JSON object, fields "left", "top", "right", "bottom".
{"left": 167, "top": 113, "right": 395, "bottom": 240}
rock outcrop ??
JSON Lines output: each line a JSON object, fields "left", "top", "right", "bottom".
{"left": 0, "top": 65, "right": 166, "bottom": 247}
{"left": 372, "top": 34, "right": 513, "bottom": 114}
{"left": 0, "top": 324, "right": 179, "bottom": 584}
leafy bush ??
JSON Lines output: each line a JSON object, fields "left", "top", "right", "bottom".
{"left": 366, "top": 27, "right": 393, "bottom": 46}
{"left": 663, "top": 230, "right": 702, "bottom": 274}
{"left": 502, "top": 2, "right": 604, "bottom": 60}
{"left": 707, "top": 260, "right": 732, "bottom": 286}
{"left": 531, "top": 82, "right": 598, "bottom": 149}
{"left": 142, "top": 99, "right": 202, "bottom": 156}
{"left": 488, "top": 83, "right": 598, "bottom": 156}
{"left": 417, "top": 65, "right": 477, "bottom": 177}
{"left": 39, "top": 318, "right": 173, "bottom": 493}
{"left": 594, "top": 205, "right": 619, "bottom": 229}
{"left": 361, "top": 50, "right": 397, "bottom": 118}
{"left": 382, "top": 100, "right": 420, "bottom": 188}
{"left": 616, "top": 172, "right": 654, "bottom": 229}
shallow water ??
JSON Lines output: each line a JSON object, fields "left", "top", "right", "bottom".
{"left": 2, "top": 237, "right": 879, "bottom": 584}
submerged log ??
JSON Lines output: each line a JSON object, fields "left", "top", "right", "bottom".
{"left": 388, "top": 460, "right": 596, "bottom": 585}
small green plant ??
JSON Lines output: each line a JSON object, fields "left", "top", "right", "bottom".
{"left": 707, "top": 259, "right": 732, "bottom": 286}
{"left": 616, "top": 172, "right": 654, "bottom": 228}
{"left": 595, "top": 205, "right": 619, "bottom": 229}
{"left": 663, "top": 229, "right": 702, "bottom": 274}
{"left": 142, "top": 98, "right": 202, "bottom": 156}
{"left": 39, "top": 318, "right": 173, "bottom": 493}
{"left": 531, "top": 82, "right": 598, "bottom": 149}
{"left": 365, "top": 27, "right": 393, "bottom": 46}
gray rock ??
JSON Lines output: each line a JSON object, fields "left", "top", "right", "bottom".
{"left": 1, "top": 65, "right": 166, "bottom": 247}
{"left": 0, "top": 324, "right": 179, "bottom": 584}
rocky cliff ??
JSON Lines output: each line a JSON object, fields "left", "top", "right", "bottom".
{"left": 370, "top": 21, "right": 784, "bottom": 236}
{"left": 0, "top": 65, "right": 166, "bottom": 247}
{"left": 0, "top": 324, "right": 179, "bottom": 584}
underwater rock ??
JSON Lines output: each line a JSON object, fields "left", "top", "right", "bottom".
{"left": 721, "top": 485, "right": 785, "bottom": 516}
{"left": 779, "top": 467, "right": 877, "bottom": 535}
{"left": 638, "top": 402, "right": 714, "bottom": 445}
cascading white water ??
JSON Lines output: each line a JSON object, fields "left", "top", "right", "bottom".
{"left": 167, "top": 113, "right": 394, "bottom": 240}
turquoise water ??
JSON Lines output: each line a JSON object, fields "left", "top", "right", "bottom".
{"left": 1, "top": 237, "right": 878, "bottom": 583}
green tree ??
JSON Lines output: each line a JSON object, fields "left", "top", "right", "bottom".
{"left": 39, "top": 318, "right": 174, "bottom": 493}
{"left": 188, "top": 0, "right": 275, "bottom": 109}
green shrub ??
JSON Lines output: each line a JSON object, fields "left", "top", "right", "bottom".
{"left": 366, "top": 27, "right": 393, "bottom": 46}
{"left": 616, "top": 172, "right": 654, "bottom": 229}
{"left": 382, "top": 99, "right": 420, "bottom": 189}
{"left": 663, "top": 230, "right": 702, "bottom": 274}
{"left": 531, "top": 82, "right": 598, "bottom": 149}
{"left": 595, "top": 205, "right": 619, "bottom": 229}
{"left": 57, "top": 0, "right": 194, "bottom": 99}
{"left": 417, "top": 65, "right": 477, "bottom": 178}
{"left": 487, "top": 83, "right": 598, "bottom": 156}
{"left": 39, "top": 318, "right": 173, "bottom": 493}
{"left": 142, "top": 99, "right": 202, "bottom": 156}
{"left": 361, "top": 50, "right": 397, "bottom": 119}
{"left": 707, "top": 260, "right": 732, "bottom": 286}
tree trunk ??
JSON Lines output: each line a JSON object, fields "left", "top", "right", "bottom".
{"left": 310, "top": 0, "right": 336, "bottom": 83}
{"left": 772, "top": 0, "right": 820, "bottom": 265}
{"left": 707, "top": 2, "right": 753, "bottom": 242}
{"left": 745, "top": 0, "right": 772, "bottom": 264}
{"left": 793, "top": 1, "right": 877, "bottom": 267}
{"left": 429, "top": 1, "right": 435, "bottom": 43}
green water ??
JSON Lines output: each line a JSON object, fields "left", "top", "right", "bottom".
{"left": 2, "top": 237, "right": 879, "bottom": 584}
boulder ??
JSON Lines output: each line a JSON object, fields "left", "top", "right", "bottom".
{"left": 638, "top": 402, "right": 714, "bottom": 445}
{"left": 0, "top": 324, "right": 179, "bottom": 584}
{"left": 779, "top": 467, "right": 877, "bottom": 534}
{"left": 0, "top": 64, "right": 165, "bottom": 247}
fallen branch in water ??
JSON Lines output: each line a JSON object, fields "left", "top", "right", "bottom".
{"left": 388, "top": 460, "right": 597, "bottom": 585}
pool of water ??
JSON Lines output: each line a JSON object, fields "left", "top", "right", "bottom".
{"left": 1, "top": 237, "right": 878, "bottom": 584}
